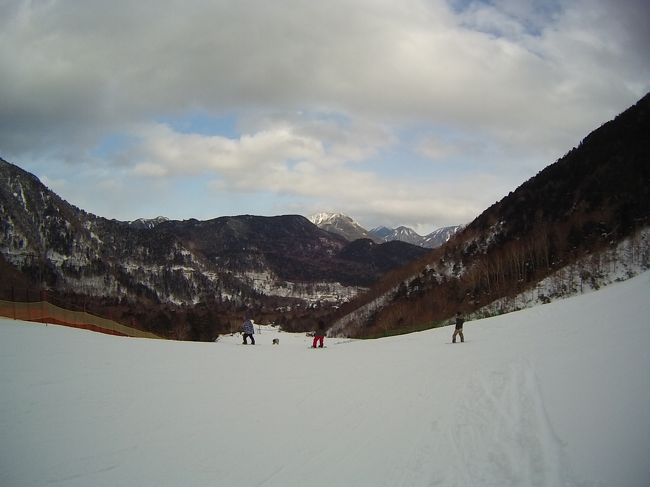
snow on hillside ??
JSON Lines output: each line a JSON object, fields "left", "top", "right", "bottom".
{"left": 474, "top": 227, "right": 650, "bottom": 319}
{"left": 2, "top": 272, "right": 650, "bottom": 487}
{"left": 308, "top": 212, "right": 342, "bottom": 226}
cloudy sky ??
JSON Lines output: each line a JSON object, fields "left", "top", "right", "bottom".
{"left": 1, "top": 0, "right": 649, "bottom": 234}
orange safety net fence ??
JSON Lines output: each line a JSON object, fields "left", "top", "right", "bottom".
{"left": 0, "top": 299, "right": 161, "bottom": 339}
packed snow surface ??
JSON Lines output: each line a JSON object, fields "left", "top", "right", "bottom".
{"left": 2, "top": 272, "right": 650, "bottom": 487}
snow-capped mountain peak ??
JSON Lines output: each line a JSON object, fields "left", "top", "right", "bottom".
{"left": 373, "top": 226, "right": 424, "bottom": 246}
{"left": 309, "top": 212, "right": 355, "bottom": 226}
{"left": 369, "top": 226, "right": 393, "bottom": 239}
{"left": 369, "top": 224, "right": 463, "bottom": 248}
{"left": 309, "top": 213, "right": 378, "bottom": 242}
{"left": 310, "top": 212, "right": 463, "bottom": 248}
{"left": 422, "top": 225, "right": 463, "bottom": 248}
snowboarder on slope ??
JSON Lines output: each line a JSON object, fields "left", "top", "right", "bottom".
{"left": 312, "top": 320, "right": 327, "bottom": 348}
{"left": 242, "top": 317, "right": 255, "bottom": 345}
{"left": 452, "top": 311, "right": 465, "bottom": 343}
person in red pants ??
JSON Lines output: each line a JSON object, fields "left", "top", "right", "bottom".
{"left": 312, "top": 320, "right": 327, "bottom": 348}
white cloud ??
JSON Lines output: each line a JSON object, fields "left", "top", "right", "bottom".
{"left": 2, "top": 0, "right": 646, "bottom": 145}
{"left": 90, "top": 117, "right": 495, "bottom": 227}
{"left": 120, "top": 118, "right": 388, "bottom": 195}
{"left": 132, "top": 162, "right": 169, "bottom": 178}
{"left": 1, "top": 0, "right": 648, "bottom": 228}
{"left": 417, "top": 136, "right": 459, "bottom": 162}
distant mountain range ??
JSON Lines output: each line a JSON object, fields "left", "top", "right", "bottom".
{"left": 0, "top": 159, "right": 429, "bottom": 339}
{"left": 309, "top": 213, "right": 462, "bottom": 248}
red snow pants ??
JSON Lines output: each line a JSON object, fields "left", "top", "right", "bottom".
{"left": 312, "top": 335, "right": 324, "bottom": 348}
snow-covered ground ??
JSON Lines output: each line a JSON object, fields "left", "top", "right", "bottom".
{"left": 2, "top": 272, "right": 650, "bottom": 487}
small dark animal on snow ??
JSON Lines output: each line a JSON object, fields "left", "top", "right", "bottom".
{"left": 272, "top": 338, "right": 280, "bottom": 345}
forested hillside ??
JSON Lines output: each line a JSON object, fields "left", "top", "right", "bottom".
{"left": 332, "top": 93, "right": 650, "bottom": 337}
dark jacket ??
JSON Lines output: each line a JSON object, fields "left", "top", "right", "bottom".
{"left": 315, "top": 322, "right": 327, "bottom": 337}
{"left": 242, "top": 319, "right": 255, "bottom": 335}
{"left": 455, "top": 315, "right": 465, "bottom": 330}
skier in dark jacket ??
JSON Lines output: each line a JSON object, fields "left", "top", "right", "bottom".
{"left": 242, "top": 317, "right": 255, "bottom": 345}
{"left": 312, "top": 320, "right": 327, "bottom": 348}
{"left": 452, "top": 311, "right": 465, "bottom": 343}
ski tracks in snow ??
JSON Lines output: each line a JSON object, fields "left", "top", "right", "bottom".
{"left": 435, "top": 361, "right": 578, "bottom": 487}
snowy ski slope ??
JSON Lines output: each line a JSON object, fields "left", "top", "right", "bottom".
{"left": 1, "top": 272, "right": 649, "bottom": 486}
